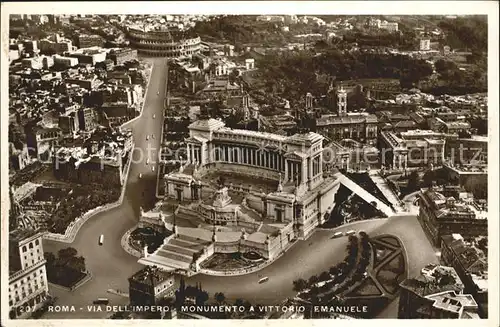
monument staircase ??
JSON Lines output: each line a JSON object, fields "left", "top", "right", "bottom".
{"left": 139, "top": 233, "right": 210, "bottom": 272}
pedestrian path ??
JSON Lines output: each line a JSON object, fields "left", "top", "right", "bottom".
{"left": 368, "top": 171, "right": 405, "bottom": 213}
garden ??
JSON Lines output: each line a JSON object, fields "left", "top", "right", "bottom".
{"left": 44, "top": 247, "right": 88, "bottom": 288}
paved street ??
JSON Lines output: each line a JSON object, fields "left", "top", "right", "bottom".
{"left": 41, "top": 60, "right": 439, "bottom": 319}
{"left": 42, "top": 57, "right": 169, "bottom": 319}
{"left": 186, "top": 215, "right": 439, "bottom": 309}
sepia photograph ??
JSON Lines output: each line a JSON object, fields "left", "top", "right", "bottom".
{"left": 1, "top": 1, "right": 498, "bottom": 325}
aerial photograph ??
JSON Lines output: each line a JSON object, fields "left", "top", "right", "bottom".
{"left": 4, "top": 8, "right": 494, "bottom": 322}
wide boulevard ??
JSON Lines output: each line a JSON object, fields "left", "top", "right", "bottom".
{"left": 42, "top": 60, "right": 438, "bottom": 319}
{"left": 43, "top": 57, "right": 168, "bottom": 318}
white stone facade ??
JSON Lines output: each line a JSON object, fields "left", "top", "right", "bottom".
{"left": 9, "top": 232, "right": 49, "bottom": 319}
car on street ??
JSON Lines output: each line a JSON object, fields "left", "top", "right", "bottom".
{"left": 345, "top": 230, "right": 356, "bottom": 236}
{"left": 152, "top": 166, "right": 155, "bottom": 172}
{"left": 332, "top": 231, "right": 343, "bottom": 238}
{"left": 93, "top": 298, "right": 109, "bottom": 305}
{"left": 139, "top": 173, "right": 142, "bottom": 179}
{"left": 153, "top": 114, "right": 156, "bottom": 119}
{"left": 146, "top": 158, "right": 150, "bottom": 165}
{"left": 98, "top": 234, "right": 104, "bottom": 245}
{"left": 258, "top": 277, "right": 269, "bottom": 284}
{"left": 146, "top": 135, "right": 149, "bottom": 140}
{"left": 157, "top": 91, "right": 159, "bottom": 96}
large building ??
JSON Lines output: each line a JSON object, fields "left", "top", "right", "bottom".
{"left": 38, "top": 34, "right": 74, "bottom": 54}
{"left": 77, "top": 34, "right": 104, "bottom": 49}
{"left": 399, "top": 264, "right": 480, "bottom": 319}
{"left": 417, "top": 188, "right": 487, "bottom": 246}
{"left": 317, "top": 86, "right": 378, "bottom": 142}
{"left": 379, "top": 130, "right": 448, "bottom": 169}
{"left": 77, "top": 107, "right": 98, "bottom": 131}
{"left": 25, "top": 126, "right": 62, "bottom": 161}
{"left": 445, "top": 135, "right": 487, "bottom": 164}
{"left": 140, "top": 118, "right": 342, "bottom": 274}
{"left": 107, "top": 48, "right": 138, "bottom": 65}
{"left": 442, "top": 163, "right": 487, "bottom": 198}
{"left": 126, "top": 25, "right": 201, "bottom": 58}
{"left": 169, "top": 119, "right": 339, "bottom": 234}
{"left": 52, "top": 128, "right": 133, "bottom": 187}
{"left": 129, "top": 266, "right": 176, "bottom": 306}
{"left": 67, "top": 47, "right": 107, "bottom": 66}
{"left": 9, "top": 230, "right": 49, "bottom": 319}
{"left": 441, "top": 233, "right": 488, "bottom": 317}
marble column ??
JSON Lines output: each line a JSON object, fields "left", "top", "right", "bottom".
{"left": 207, "top": 142, "right": 212, "bottom": 163}
{"left": 186, "top": 143, "right": 191, "bottom": 163}
{"left": 308, "top": 158, "right": 313, "bottom": 180}
{"left": 302, "top": 159, "right": 307, "bottom": 185}
{"left": 284, "top": 160, "right": 289, "bottom": 181}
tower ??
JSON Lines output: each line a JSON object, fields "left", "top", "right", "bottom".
{"left": 337, "top": 85, "right": 347, "bottom": 116}
{"left": 242, "top": 94, "right": 250, "bottom": 121}
{"left": 305, "top": 92, "right": 313, "bottom": 110}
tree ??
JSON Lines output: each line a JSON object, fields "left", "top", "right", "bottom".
{"left": 464, "top": 176, "right": 487, "bottom": 200}
{"left": 329, "top": 266, "right": 339, "bottom": 276}
{"left": 58, "top": 247, "right": 77, "bottom": 260}
{"left": 228, "top": 69, "right": 240, "bottom": 84}
{"left": 477, "top": 237, "right": 487, "bottom": 252}
{"left": 196, "top": 290, "right": 209, "bottom": 305}
{"left": 308, "top": 275, "right": 319, "bottom": 286}
{"left": 407, "top": 171, "right": 420, "bottom": 192}
{"left": 319, "top": 271, "right": 330, "bottom": 282}
{"left": 293, "top": 278, "right": 308, "bottom": 292}
{"left": 359, "top": 231, "right": 369, "bottom": 244}
{"left": 214, "top": 292, "right": 226, "bottom": 304}
{"left": 422, "top": 170, "right": 435, "bottom": 187}
{"left": 67, "top": 256, "right": 86, "bottom": 272}
{"left": 234, "top": 298, "right": 245, "bottom": 307}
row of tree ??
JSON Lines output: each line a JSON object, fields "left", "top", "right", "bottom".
{"left": 294, "top": 232, "right": 372, "bottom": 305}
{"left": 342, "top": 30, "right": 418, "bottom": 50}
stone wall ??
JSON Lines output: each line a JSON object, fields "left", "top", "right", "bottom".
{"left": 246, "top": 194, "right": 264, "bottom": 213}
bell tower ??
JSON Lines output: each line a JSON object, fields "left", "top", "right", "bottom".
{"left": 337, "top": 85, "right": 347, "bottom": 116}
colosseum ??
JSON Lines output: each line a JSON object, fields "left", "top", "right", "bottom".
{"left": 126, "top": 25, "right": 201, "bottom": 58}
